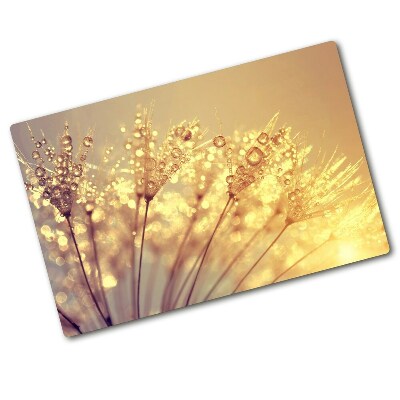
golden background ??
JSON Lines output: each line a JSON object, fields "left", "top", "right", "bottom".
{"left": 12, "top": 42, "right": 367, "bottom": 176}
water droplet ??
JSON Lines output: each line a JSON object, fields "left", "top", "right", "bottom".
{"left": 83, "top": 136, "right": 93, "bottom": 147}
{"left": 144, "top": 157, "right": 156, "bottom": 171}
{"left": 171, "top": 148, "right": 182, "bottom": 158}
{"left": 159, "top": 161, "right": 166, "bottom": 169}
{"left": 213, "top": 135, "right": 226, "bottom": 148}
{"left": 284, "top": 179, "right": 291, "bottom": 185}
{"left": 147, "top": 180, "right": 156, "bottom": 189}
{"left": 182, "top": 130, "right": 192, "bottom": 141}
{"left": 38, "top": 177, "right": 47, "bottom": 187}
{"left": 35, "top": 167, "right": 46, "bottom": 178}
{"left": 24, "top": 182, "right": 33, "bottom": 191}
{"left": 257, "top": 132, "right": 269, "bottom": 145}
{"left": 61, "top": 135, "right": 72, "bottom": 146}
{"left": 245, "top": 147, "right": 264, "bottom": 166}
{"left": 226, "top": 175, "right": 234, "bottom": 184}
{"left": 43, "top": 190, "right": 51, "bottom": 199}
{"left": 171, "top": 163, "right": 179, "bottom": 172}
{"left": 56, "top": 167, "right": 65, "bottom": 176}
{"left": 35, "top": 141, "right": 42, "bottom": 149}
{"left": 161, "top": 174, "right": 169, "bottom": 183}
{"left": 73, "top": 165, "right": 83, "bottom": 177}
{"left": 52, "top": 186, "right": 62, "bottom": 199}
{"left": 71, "top": 182, "right": 78, "bottom": 191}
{"left": 32, "top": 150, "right": 40, "bottom": 160}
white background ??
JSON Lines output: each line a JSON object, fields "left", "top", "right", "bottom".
{"left": 0, "top": 1, "right": 399, "bottom": 399}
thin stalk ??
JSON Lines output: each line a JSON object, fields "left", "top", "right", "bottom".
{"left": 131, "top": 195, "right": 142, "bottom": 319}
{"left": 202, "top": 223, "right": 267, "bottom": 302}
{"left": 184, "top": 197, "right": 232, "bottom": 306}
{"left": 137, "top": 200, "right": 150, "bottom": 319}
{"left": 87, "top": 211, "right": 113, "bottom": 326}
{"left": 170, "top": 198, "right": 234, "bottom": 309}
{"left": 144, "top": 253, "right": 161, "bottom": 316}
{"left": 271, "top": 240, "right": 328, "bottom": 284}
{"left": 57, "top": 306, "right": 82, "bottom": 334}
{"left": 161, "top": 198, "right": 201, "bottom": 311}
{"left": 232, "top": 224, "right": 289, "bottom": 293}
{"left": 66, "top": 215, "right": 110, "bottom": 327}
{"left": 168, "top": 248, "right": 204, "bottom": 310}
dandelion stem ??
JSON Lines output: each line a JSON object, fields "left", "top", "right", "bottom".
{"left": 87, "top": 211, "right": 113, "bottom": 326}
{"left": 169, "top": 251, "right": 202, "bottom": 310}
{"left": 232, "top": 224, "right": 289, "bottom": 293}
{"left": 202, "top": 223, "right": 267, "bottom": 302}
{"left": 137, "top": 200, "right": 150, "bottom": 319}
{"left": 57, "top": 306, "right": 82, "bottom": 334}
{"left": 184, "top": 197, "right": 232, "bottom": 306}
{"left": 131, "top": 195, "right": 142, "bottom": 319}
{"left": 66, "top": 215, "right": 110, "bottom": 327}
{"left": 271, "top": 240, "right": 328, "bottom": 284}
{"left": 162, "top": 197, "right": 201, "bottom": 311}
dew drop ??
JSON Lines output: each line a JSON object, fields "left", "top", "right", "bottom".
{"left": 83, "top": 136, "right": 93, "bottom": 147}
{"left": 35, "top": 141, "right": 42, "bottom": 149}
{"left": 35, "top": 166, "right": 46, "bottom": 178}
{"left": 52, "top": 186, "right": 62, "bottom": 199}
{"left": 173, "top": 126, "right": 182, "bottom": 136}
{"left": 61, "top": 135, "right": 72, "bottom": 146}
{"left": 213, "top": 135, "right": 226, "bottom": 148}
{"left": 38, "top": 178, "right": 47, "bottom": 187}
{"left": 171, "top": 147, "right": 182, "bottom": 158}
{"left": 161, "top": 174, "right": 169, "bottom": 183}
{"left": 182, "top": 130, "right": 192, "bottom": 141}
{"left": 226, "top": 175, "right": 234, "bottom": 184}
{"left": 144, "top": 157, "right": 156, "bottom": 171}
{"left": 257, "top": 132, "right": 269, "bottom": 145}
{"left": 171, "top": 163, "right": 179, "bottom": 172}
{"left": 56, "top": 166, "right": 65, "bottom": 175}
{"left": 245, "top": 147, "right": 264, "bottom": 166}
{"left": 158, "top": 161, "right": 166, "bottom": 169}
{"left": 73, "top": 165, "right": 83, "bottom": 177}
{"left": 32, "top": 150, "right": 40, "bottom": 160}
